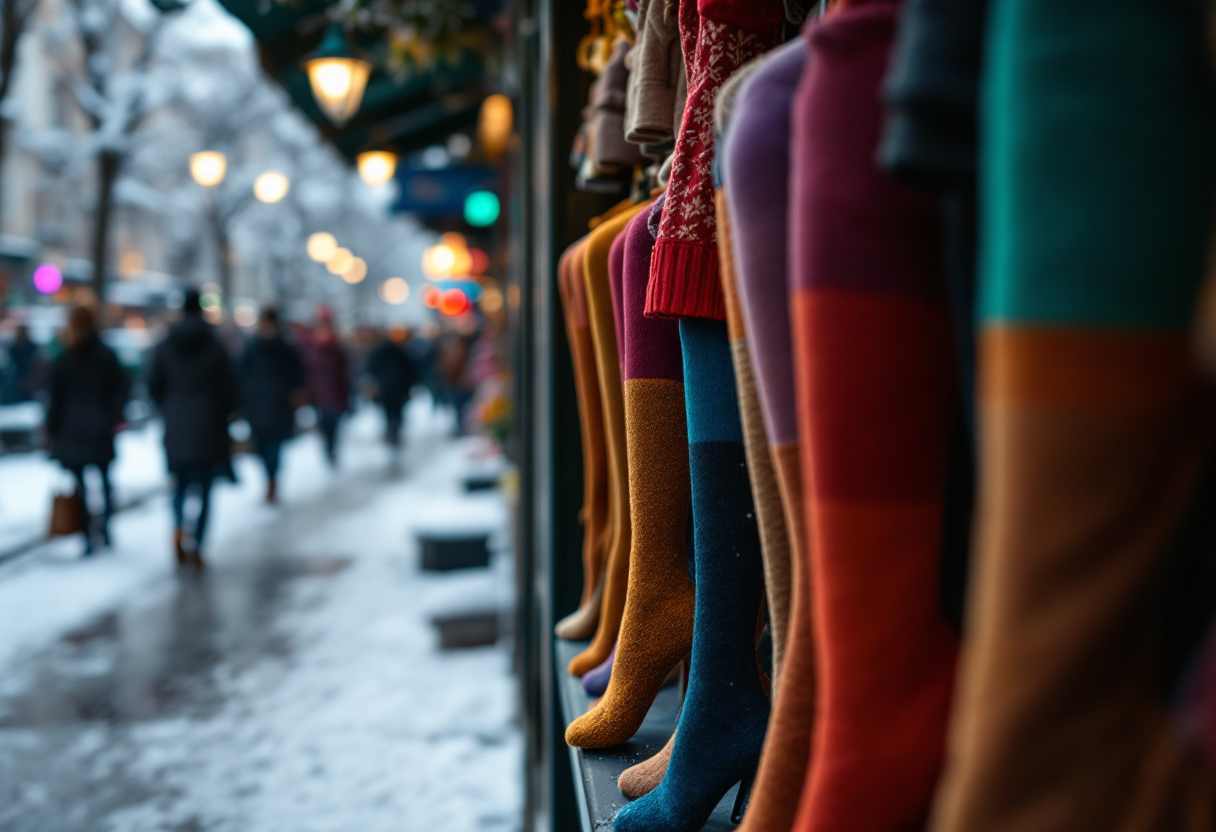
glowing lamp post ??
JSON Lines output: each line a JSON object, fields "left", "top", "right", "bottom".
{"left": 303, "top": 25, "right": 372, "bottom": 127}
{"left": 357, "top": 151, "right": 398, "bottom": 187}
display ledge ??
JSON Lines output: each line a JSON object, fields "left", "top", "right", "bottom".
{"left": 555, "top": 639, "right": 739, "bottom": 832}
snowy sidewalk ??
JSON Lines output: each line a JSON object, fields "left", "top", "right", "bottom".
{"left": 0, "top": 401, "right": 522, "bottom": 832}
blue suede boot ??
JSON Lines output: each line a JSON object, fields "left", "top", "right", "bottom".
{"left": 614, "top": 319, "right": 770, "bottom": 832}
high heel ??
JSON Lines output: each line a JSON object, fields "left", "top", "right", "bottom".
{"left": 731, "top": 767, "right": 756, "bottom": 824}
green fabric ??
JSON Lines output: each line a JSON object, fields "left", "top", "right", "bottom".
{"left": 980, "top": 0, "right": 1216, "bottom": 329}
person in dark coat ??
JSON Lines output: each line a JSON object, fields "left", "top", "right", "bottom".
{"left": 147, "top": 290, "right": 238, "bottom": 567}
{"left": 304, "top": 313, "right": 350, "bottom": 466}
{"left": 240, "top": 308, "right": 305, "bottom": 503}
{"left": 45, "top": 306, "right": 129, "bottom": 556}
{"left": 364, "top": 326, "right": 418, "bottom": 449}
{"left": 4, "top": 325, "right": 43, "bottom": 404}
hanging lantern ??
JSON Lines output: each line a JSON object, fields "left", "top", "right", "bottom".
{"left": 357, "top": 150, "right": 398, "bottom": 187}
{"left": 303, "top": 25, "right": 372, "bottom": 127}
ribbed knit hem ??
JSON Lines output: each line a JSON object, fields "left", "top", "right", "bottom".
{"left": 645, "top": 239, "right": 726, "bottom": 320}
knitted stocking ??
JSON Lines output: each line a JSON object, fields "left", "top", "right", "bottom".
{"left": 718, "top": 189, "right": 792, "bottom": 690}
{"left": 619, "top": 729, "right": 677, "bottom": 799}
{"left": 582, "top": 642, "right": 616, "bottom": 697}
{"left": 556, "top": 240, "right": 612, "bottom": 640}
{"left": 569, "top": 203, "right": 651, "bottom": 676}
{"left": 789, "top": 5, "right": 958, "bottom": 832}
{"left": 567, "top": 202, "right": 696, "bottom": 748}
{"left": 724, "top": 36, "right": 817, "bottom": 832}
{"left": 614, "top": 319, "right": 769, "bottom": 832}
{"left": 931, "top": 1, "right": 1216, "bottom": 829}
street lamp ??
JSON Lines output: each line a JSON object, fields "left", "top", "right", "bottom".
{"left": 303, "top": 25, "right": 372, "bottom": 127}
{"left": 190, "top": 150, "right": 227, "bottom": 187}
{"left": 356, "top": 150, "right": 397, "bottom": 187}
{"left": 254, "top": 171, "right": 290, "bottom": 204}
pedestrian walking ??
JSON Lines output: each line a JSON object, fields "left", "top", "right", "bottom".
{"left": 240, "top": 308, "right": 305, "bottom": 503}
{"left": 3, "top": 325, "right": 44, "bottom": 403}
{"left": 364, "top": 327, "right": 418, "bottom": 450}
{"left": 147, "top": 290, "right": 238, "bottom": 568}
{"left": 305, "top": 312, "right": 350, "bottom": 466}
{"left": 436, "top": 334, "right": 474, "bottom": 434}
{"left": 45, "top": 306, "right": 129, "bottom": 556}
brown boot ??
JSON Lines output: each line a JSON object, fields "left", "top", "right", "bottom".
{"left": 173, "top": 529, "right": 187, "bottom": 566}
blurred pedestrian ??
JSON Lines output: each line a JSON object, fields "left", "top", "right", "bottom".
{"left": 436, "top": 334, "right": 474, "bottom": 434}
{"left": 148, "top": 290, "right": 238, "bottom": 568}
{"left": 365, "top": 326, "right": 418, "bottom": 450}
{"left": 305, "top": 312, "right": 350, "bottom": 466}
{"left": 3, "top": 325, "right": 43, "bottom": 403}
{"left": 240, "top": 308, "right": 305, "bottom": 503}
{"left": 45, "top": 306, "right": 129, "bottom": 556}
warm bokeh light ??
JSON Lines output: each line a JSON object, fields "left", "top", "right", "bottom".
{"left": 234, "top": 305, "right": 258, "bottom": 327}
{"left": 477, "top": 94, "right": 513, "bottom": 160}
{"left": 438, "top": 288, "right": 469, "bottom": 316}
{"left": 305, "top": 58, "right": 371, "bottom": 126}
{"left": 422, "top": 244, "right": 457, "bottom": 278}
{"left": 307, "top": 232, "right": 338, "bottom": 262}
{"left": 479, "top": 285, "right": 504, "bottom": 313}
{"left": 357, "top": 151, "right": 398, "bottom": 187}
{"left": 341, "top": 257, "right": 367, "bottom": 284}
{"left": 380, "top": 277, "right": 409, "bottom": 305}
{"left": 189, "top": 150, "right": 227, "bottom": 187}
{"left": 423, "top": 285, "right": 442, "bottom": 308}
{"left": 254, "top": 171, "right": 290, "bottom": 204}
{"left": 327, "top": 247, "right": 354, "bottom": 275}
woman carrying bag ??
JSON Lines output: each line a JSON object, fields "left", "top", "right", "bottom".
{"left": 45, "top": 305, "right": 130, "bottom": 556}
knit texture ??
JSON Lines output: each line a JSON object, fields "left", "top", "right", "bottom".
{"left": 570, "top": 202, "right": 652, "bottom": 677}
{"left": 789, "top": 6, "right": 959, "bottom": 832}
{"left": 644, "top": 0, "right": 782, "bottom": 320}
{"left": 567, "top": 204, "right": 696, "bottom": 749}
{"left": 725, "top": 37, "right": 818, "bottom": 832}
{"left": 556, "top": 239, "right": 611, "bottom": 640}
{"left": 930, "top": 1, "right": 1216, "bottom": 829}
{"left": 614, "top": 319, "right": 769, "bottom": 832}
{"left": 718, "top": 188, "right": 791, "bottom": 688}
{"left": 619, "top": 728, "right": 676, "bottom": 798}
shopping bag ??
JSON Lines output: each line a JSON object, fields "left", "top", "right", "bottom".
{"left": 49, "top": 490, "right": 83, "bottom": 537}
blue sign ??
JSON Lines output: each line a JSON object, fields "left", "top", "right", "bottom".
{"left": 392, "top": 165, "right": 498, "bottom": 219}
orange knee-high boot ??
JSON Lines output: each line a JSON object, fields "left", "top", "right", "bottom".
{"left": 569, "top": 201, "right": 652, "bottom": 677}
{"left": 556, "top": 240, "right": 612, "bottom": 640}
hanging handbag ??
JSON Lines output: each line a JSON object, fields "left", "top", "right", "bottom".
{"left": 49, "top": 482, "right": 84, "bottom": 537}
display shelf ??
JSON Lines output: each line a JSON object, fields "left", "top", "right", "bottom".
{"left": 555, "top": 639, "right": 739, "bottom": 832}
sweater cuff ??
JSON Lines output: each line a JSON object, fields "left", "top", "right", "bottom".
{"left": 645, "top": 239, "right": 726, "bottom": 320}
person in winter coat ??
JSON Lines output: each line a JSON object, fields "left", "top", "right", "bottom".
{"left": 364, "top": 326, "right": 418, "bottom": 449}
{"left": 240, "top": 308, "right": 305, "bottom": 503}
{"left": 305, "top": 314, "right": 350, "bottom": 466}
{"left": 45, "top": 306, "right": 130, "bottom": 555}
{"left": 4, "top": 325, "right": 44, "bottom": 404}
{"left": 147, "top": 290, "right": 238, "bottom": 568}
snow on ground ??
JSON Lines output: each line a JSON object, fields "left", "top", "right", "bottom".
{"left": 0, "top": 399, "right": 522, "bottom": 832}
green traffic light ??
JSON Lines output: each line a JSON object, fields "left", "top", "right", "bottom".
{"left": 464, "top": 190, "right": 500, "bottom": 227}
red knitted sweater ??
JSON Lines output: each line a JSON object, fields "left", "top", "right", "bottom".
{"left": 645, "top": 0, "right": 784, "bottom": 320}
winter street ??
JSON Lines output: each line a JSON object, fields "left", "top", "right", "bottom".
{"left": 0, "top": 401, "right": 521, "bottom": 832}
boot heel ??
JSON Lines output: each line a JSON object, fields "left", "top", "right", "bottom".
{"left": 731, "top": 767, "right": 757, "bottom": 824}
